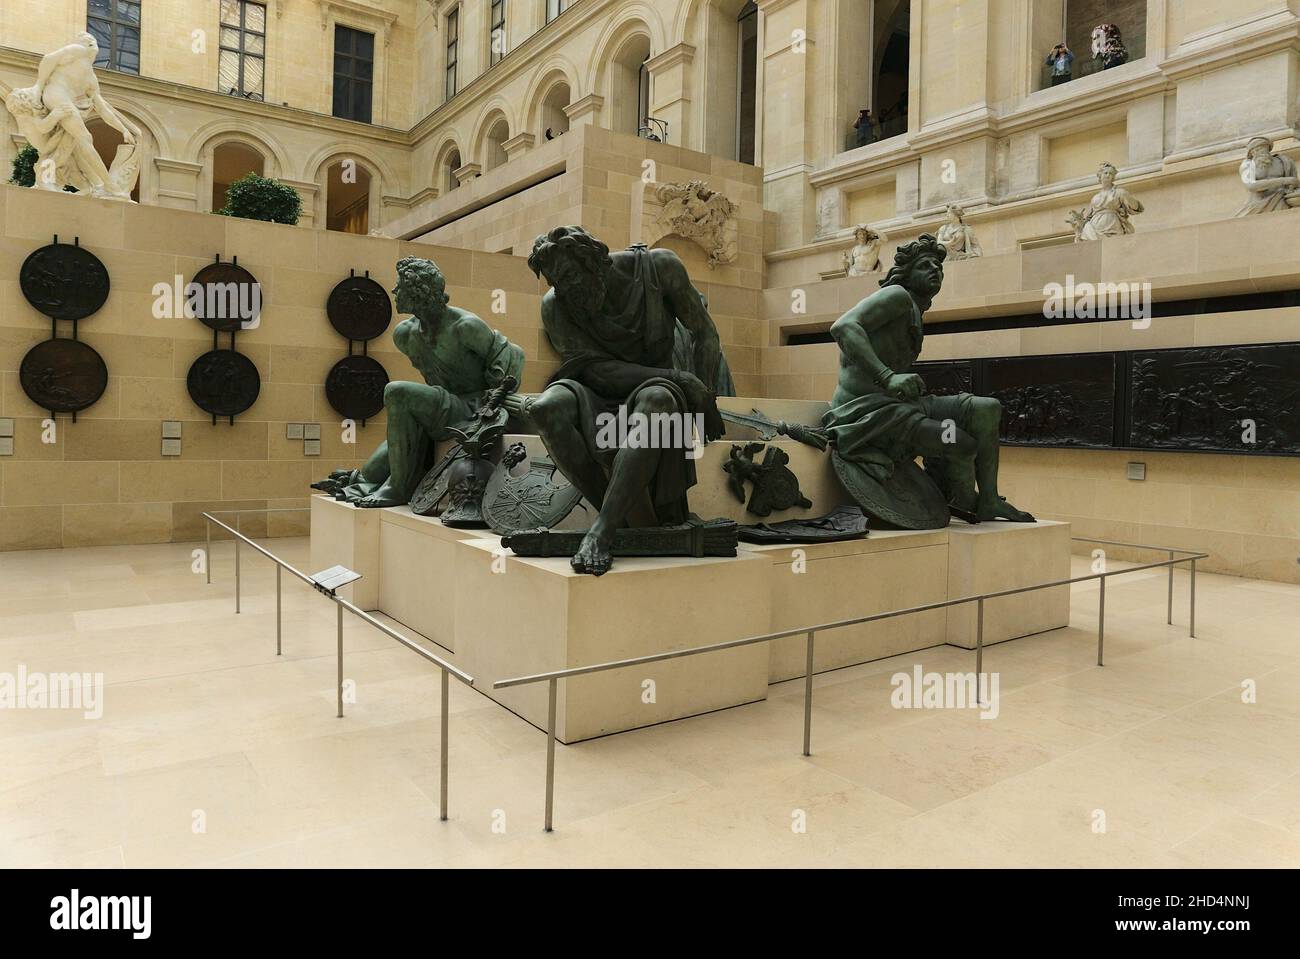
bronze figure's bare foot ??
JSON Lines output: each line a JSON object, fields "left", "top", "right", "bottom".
{"left": 570, "top": 529, "right": 614, "bottom": 576}
{"left": 977, "top": 495, "right": 1035, "bottom": 523}
{"left": 357, "top": 480, "right": 406, "bottom": 509}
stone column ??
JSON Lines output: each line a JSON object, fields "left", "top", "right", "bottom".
{"left": 502, "top": 132, "right": 535, "bottom": 162}
{"left": 564, "top": 94, "right": 605, "bottom": 129}
{"left": 153, "top": 159, "right": 204, "bottom": 212}
{"left": 646, "top": 43, "right": 695, "bottom": 149}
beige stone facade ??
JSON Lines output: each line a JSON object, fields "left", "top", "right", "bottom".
{"left": 2, "top": 2, "right": 1299, "bottom": 583}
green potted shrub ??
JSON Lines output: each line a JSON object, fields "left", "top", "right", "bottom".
{"left": 216, "top": 171, "right": 302, "bottom": 224}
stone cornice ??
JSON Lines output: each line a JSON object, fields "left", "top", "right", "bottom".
{"left": 646, "top": 43, "right": 696, "bottom": 74}
{"left": 0, "top": 45, "right": 409, "bottom": 145}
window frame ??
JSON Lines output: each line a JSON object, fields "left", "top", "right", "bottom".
{"left": 489, "top": 0, "right": 507, "bottom": 67}
{"left": 444, "top": 5, "right": 460, "bottom": 102}
{"left": 332, "top": 23, "right": 375, "bottom": 123}
{"left": 218, "top": 0, "right": 267, "bottom": 101}
{"left": 544, "top": 0, "right": 567, "bottom": 26}
{"left": 87, "top": 0, "right": 142, "bottom": 75}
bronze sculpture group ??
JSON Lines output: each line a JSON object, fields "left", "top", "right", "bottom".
{"left": 316, "top": 228, "right": 1033, "bottom": 575}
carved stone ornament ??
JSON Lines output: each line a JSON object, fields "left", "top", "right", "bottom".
{"left": 650, "top": 180, "right": 739, "bottom": 267}
{"left": 723, "top": 442, "right": 813, "bottom": 517}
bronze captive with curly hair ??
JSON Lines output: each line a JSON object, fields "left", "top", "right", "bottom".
{"left": 880, "top": 233, "right": 947, "bottom": 289}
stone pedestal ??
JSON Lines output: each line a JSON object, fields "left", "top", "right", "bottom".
{"left": 943, "top": 520, "right": 1072, "bottom": 648}
{"left": 454, "top": 539, "right": 772, "bottom": 743}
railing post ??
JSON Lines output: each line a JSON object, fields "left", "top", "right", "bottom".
{"left": 1166, "top": 550, "right": 1174, "bottom": 625}
{"left": 975, "top": 598, "right": 984, "bottom": 705}
{"left": 275, "top": 565, "right": 282, "bottom": 656}
{"left": 440, "top": 668, "right": 449, "bottom": 822}
{"left": 234, "top": 535, "right": 241, "bottom": 614}
{"left": 1189, "top": 558, "right": 1196, "bottom": 639}
{"left": 545, "top": 677, "right": 557, "bottom": 832}
{"left": 336, "top": 604, "right": 344, "bottom": 718}
{"left": 1097, "top": 576, "right": 1106, "bottom": 667}
{"left": 205, "top": 516, "right": 212, "bottom": 585}
{"left": 802, "top": 630, "right": 815, "bottom": 757}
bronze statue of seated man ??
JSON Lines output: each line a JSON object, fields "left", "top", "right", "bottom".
{"left": 323, "top": 256, "right": 524, "bottom": 508}
{"left": 522, "top": 226, "right": 727, "bottom": 575}
{"left": 824, "top": 234, "right": 1034, "bottom": 526}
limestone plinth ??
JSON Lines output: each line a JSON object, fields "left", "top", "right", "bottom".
{"left": 455, "top": 538, "right": 773, "bottom": 742}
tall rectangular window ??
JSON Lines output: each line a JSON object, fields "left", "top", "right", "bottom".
{"left": 219, "top": 0, "right": 266, "bottom": 100}
{"left": 489, "top": 0, "right": 507, "bottom": 66}
{"left": 87, "top": 0, "right": 141, "bottom": 74}
{"left": 333, "top": 25, "right": 374, "bottom": 123}
{"left": 545, "top": 0, "right": 567, "bottom": 25}
{"left": 445, "top": 7, "right": 459, "bottom": 101}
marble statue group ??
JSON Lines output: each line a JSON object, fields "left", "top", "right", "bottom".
{"left": 5, "top": 33, "right": 141, "bottom": 200}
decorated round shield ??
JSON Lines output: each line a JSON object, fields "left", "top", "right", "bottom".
{"left": 325, "top": 354, "right": 389, "bottom": 420}
{"left": 19, "top": 339, "right": 108, "bottom": 413}
{"left": 327, "top": 275, "right": 392, "bottom": 341}
{"left": 190, "top": 261, "right": 262, "bottom": 332}
{"left": 186, "top": 349, "right": 261, "bottom": 417}
{"left": 20, "top": 243, "right": 110, "bottom": 320}
{"left": 830, "top": 450, "right": 950, "bottom": 530}
{"left": 409, "top": 447, "right": 469, "bottom": 516}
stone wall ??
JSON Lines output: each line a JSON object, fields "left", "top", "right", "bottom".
{"left": 0, "top": 183, "right": 548, "bottom": 550}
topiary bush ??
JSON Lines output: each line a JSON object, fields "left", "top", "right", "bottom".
{"left": 216, "top": 172, "right": 302, "bottom": 224}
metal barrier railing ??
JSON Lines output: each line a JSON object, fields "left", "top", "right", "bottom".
{"left": 201, "top": 508, "right": 474, "bottom": 821}
{"left": 494, "top": 536, "right": 1207, "bottom": 831}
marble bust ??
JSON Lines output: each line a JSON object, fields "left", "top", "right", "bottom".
{"left": 1235, "top": 136, "right": 1300, "bottom": 216}
{"left": 3, "top": 33, "right": 141, "bottom": 200}
{"left": 936, "top": 204, "right": 982, "bottom": 259}
{"left": 843, "top": 225, "right": 885, "bottom": 275}
{"left": 1071, "top": 162, "right": 1143, "bottom": 241}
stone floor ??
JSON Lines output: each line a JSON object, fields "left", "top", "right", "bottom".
{"left": 1, "top": 535, "right": 1297, "bottom": 868}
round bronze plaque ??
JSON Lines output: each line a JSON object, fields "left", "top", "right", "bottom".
{"left": 20, "top": 243, "right": 110, "bottom": 320}
{"left": 19, "top": 338, "right": 108, "bottom": 413}
{"left": 325, "top": 354, "right": 389, "bottom": 421}
{"left": 326, "top": 275, "right": 392, "bottom": 341}
{"left": 186, "top": 349, "right": 261, "bottom": 418}
{"left": 189, "top": 261, "right": 262, "bottom": 333}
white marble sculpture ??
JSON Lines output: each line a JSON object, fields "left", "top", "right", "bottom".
{"left": 1235, "top": 136, "right": 1300, "bottom": 216}
{"left": 4, "top": 33, "right": 141, "bottom": 200}
{"left": 653, "top": 180, "right": 739, "bottom": 268}
{"left": 937, "top": 204, "right": 982, "bottom": 259}
{"left": 843, "top": 224, "right": 885, "bottom": 275}
{"left": 1070, "top": 161, "right": 1143, "bottom": 241}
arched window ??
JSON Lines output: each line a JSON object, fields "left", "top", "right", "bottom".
{"left": 483, "top": 117, "right": 509, "bottom": 171}
{"left": 540, "top": 80, "right": 571, "bottom": 139}
{"left": 444, "top": 148, "right": 462, "bottom": 192}
{"left": 211, "top": 141, "right": 265, "bottom": 211}
{"left": 871, "top": 0, "right": 910, "bottom": 142}
{"left": 88, "top": 117, "right": 141, "bottom": 201}
{"left": 325, "top": 160, "right": 371, "bottom": 233}
{"left": 609, "top": 33, "right": 653, "bottom": 136}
